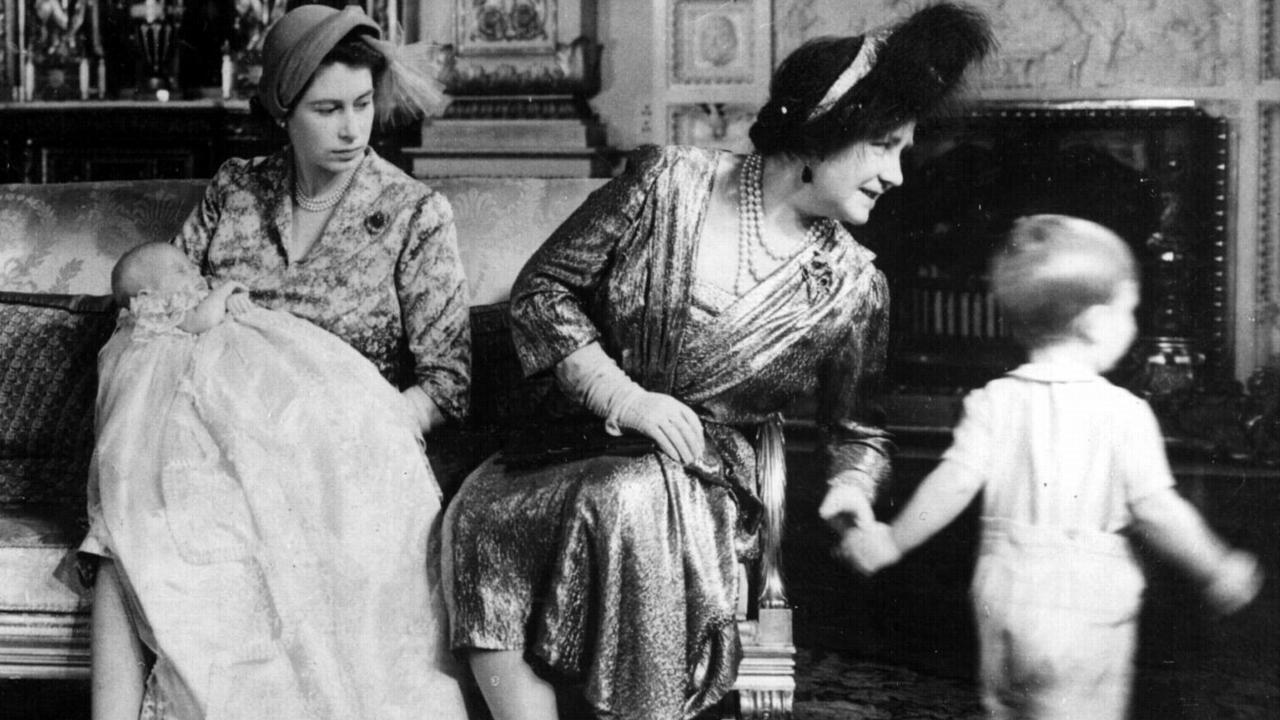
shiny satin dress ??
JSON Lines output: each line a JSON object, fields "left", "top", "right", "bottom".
{"left": 443, "top": 145, "right": 893, "bottom": 720}
{"left": 84, "top": 293, "right": 468, "bottom": 720}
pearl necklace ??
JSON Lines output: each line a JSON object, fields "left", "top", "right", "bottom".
{"left": 735, "top": 153, "right": 832, "bottom": 295}
{"left": 294, "top": 169, "right": 357, "bottom": 213}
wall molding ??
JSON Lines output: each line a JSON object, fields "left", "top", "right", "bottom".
{"left": 1259, "top": 103, "right": 1280, "bottom": 358}
{"left": 1265, "top": 0, "right": 1279, "bottom": 80}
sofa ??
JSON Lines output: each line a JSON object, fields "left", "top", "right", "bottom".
{"left": 0, "top": 177, "right": 795, "bottom": 717}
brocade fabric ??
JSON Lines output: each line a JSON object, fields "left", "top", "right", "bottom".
{"left": 172, "top": 148, "right": 471, "bottom": 422}
{"left": 444, "top": 145, "right": 894, "bottom": 719}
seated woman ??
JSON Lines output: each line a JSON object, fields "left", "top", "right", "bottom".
{"left": 442, "top": 4, "right": 994, "bottom": 719}
{"left": 84, "top": 5, "right": 471, "bottom": 719}
{"left": 87, "top": 241, "right": 468, "bottom": 719}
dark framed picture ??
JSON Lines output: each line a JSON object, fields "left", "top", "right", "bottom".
{"left": 860, "top": 104, "right": 1231, "bottom": 393}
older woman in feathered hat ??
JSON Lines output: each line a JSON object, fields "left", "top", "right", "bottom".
{"left": 441, "top": 4, "right": 995, "bottom": 719}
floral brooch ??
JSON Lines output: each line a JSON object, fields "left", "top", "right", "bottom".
{"left": 364, "top": 211, "right": 388, "bottom": 234}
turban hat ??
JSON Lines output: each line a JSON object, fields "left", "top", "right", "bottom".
{"left": 257, "top": 4, "right": 381, "bottom": 121}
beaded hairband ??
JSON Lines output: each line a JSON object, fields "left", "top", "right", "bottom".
{"left": 806, "top": 28, "right": 890, "bottom": 121}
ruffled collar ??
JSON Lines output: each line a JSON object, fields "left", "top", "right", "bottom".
{"left": 125, "top": 288, "right": 206, "bottom": 335}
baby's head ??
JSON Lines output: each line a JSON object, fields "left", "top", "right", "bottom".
{"left": 991, "top": 214, "right": 1139, "bottom": 371}
{"left": 111, "top": 243, "right": 206, "bottom": 308}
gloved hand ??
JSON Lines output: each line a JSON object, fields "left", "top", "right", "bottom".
{"left": 556, "top": 342, "right": 705, "bottom": 465}
{"left": 818, "top": 482, "right": 875, "bottom": 532}
{"left": 610, "top": 389, "right": 705, "bottom": 465}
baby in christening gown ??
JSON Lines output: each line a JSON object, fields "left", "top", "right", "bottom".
{"left": 83, "top": 242, "right": 467, "bottom": 720}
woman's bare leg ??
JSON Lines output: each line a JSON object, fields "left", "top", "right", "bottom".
{"left": 469, "top": 649, "right": 558, "bottom": 720}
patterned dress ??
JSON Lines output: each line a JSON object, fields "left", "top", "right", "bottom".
{"left": 173, "top": 147, "right": 470, "bottom": 421}
{"left": 444, "top": 145, "right": 894, "bottom": 720}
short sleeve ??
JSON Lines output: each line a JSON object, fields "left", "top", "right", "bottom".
{"left": 1114, "top": 397, "right": 1177, "bottom": 505}
{"left": 941, "top": 387, "right": 993, "bottom": 482}
{"left": 396, "top": 191, "right": 472, "bottom": 422}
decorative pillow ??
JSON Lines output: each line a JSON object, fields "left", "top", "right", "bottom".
{"left": 0, "top": 292, "right": 117, "bottom": 508}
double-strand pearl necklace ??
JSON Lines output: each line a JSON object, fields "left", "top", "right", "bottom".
{"left": 736, "top": 153, "right": 832, "bottom": 295}
{"left": 294, "top": 169, "right": 357, "bottom": 213}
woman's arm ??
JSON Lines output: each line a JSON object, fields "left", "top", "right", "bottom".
{"left": 91, "top": 559, "right": 147, "bottom": 720}
{"left": 835, "top": 459, "right": 985, "bottom": 575}
{"left": 555, "top": 341, "right": 706, "bottom": 464}
{"left": 172, "top": 160, "right": 234, "bottom": 268}
{"left": 816, "top": 269, "right": 895, "bottom": 525}
{"left": 397, "top": 192, "right": 471, "bottom": 431}
{"left": 507, "top": 146, "right": 666, "bottom": 378}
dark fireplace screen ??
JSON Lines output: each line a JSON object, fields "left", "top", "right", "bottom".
{"left": 859, "top": 104, "right": 1231, "bottom": 399}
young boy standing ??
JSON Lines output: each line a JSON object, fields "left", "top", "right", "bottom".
{"left": 828, "top": 214, "right": 1262, "bottom": 720}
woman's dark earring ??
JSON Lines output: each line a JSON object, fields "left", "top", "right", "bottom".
{"left": 801, "top": 165, "right": 813, "bottom": 183}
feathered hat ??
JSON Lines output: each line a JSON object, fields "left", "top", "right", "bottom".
{"left": 750, "top": 2, "right": 994, "bottom": 156}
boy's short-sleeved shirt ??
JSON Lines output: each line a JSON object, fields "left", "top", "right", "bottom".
{"left": 943, "top": 362, "right": 1175, "bottom": 532}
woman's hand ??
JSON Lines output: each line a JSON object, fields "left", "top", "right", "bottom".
{"left": 833, "top": 522, "right": 902, "bottom": 576}
{"left": 402, "top": 386, "right": 446, "bottom": 435}
{"left": 614, "top": 391, "right": 706, "bottom": 465}
{"left": 818, "top": 484, "right": 875, "bottom": 532}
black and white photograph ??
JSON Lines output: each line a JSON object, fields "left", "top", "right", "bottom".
{"left": 1, "top": 1, "right": 1276, "bottom": 719}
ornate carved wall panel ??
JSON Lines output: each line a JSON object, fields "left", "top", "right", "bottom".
{"left": 774, "top": 0, "right": 1247, "bottom": 90}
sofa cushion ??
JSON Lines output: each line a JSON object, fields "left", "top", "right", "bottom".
{"left": 0, "top": 293, "right": 116, "bottom": 507}
{"left": 0, "top": 505, "right": 90, "bottom": 611}
{"left": 0, "top": 181, "right": 207, "bottom": 295}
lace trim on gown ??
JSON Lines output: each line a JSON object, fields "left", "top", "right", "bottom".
{"left": 125, "top": 289, "right": 205, "bottom": 337}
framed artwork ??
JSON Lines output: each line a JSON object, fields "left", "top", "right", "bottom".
{"left": 669, "top": 103, "right": 755, "bottom": 152}
{"left": 456, "top": 0, "right": 557, "bottom": 56}
{"left": 670, "top": 0, "right": 755, "bottom": 85}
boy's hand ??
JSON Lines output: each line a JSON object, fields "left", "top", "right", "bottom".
{"left": 1205, "top": 551, "right": 1264, "bottom": 616}
{"left": 833, "top": 522, "right": 901, "bottom": 576}
{"left": 225, "top": 288, "right": 255, "bottom": 316}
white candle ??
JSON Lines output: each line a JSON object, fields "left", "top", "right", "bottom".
{"left": 221, "top": 52, "right": 233, "bottom": 99}
{"left": 23, "top": 60, "right": 35, "bottom": 101}
{"left": 79, "top": 58, "right": 90, "bottom": 99}
{"left": 98, "top": 59, "right": 107, "bottom": 99}
{"left": 16, "top": 0, "right": 25, "bottom": 99}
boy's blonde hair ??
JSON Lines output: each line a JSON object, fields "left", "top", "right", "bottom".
{"left": 990, "top": 214, "right": 1138, "bottom": 348}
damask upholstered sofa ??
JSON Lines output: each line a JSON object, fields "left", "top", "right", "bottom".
{"left": 0, "top": 177, "right": 796, "bottom": 717}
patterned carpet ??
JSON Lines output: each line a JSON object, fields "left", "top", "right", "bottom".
{"left": 783, "top": 554, "right": 1280, "bottom": 720}
{"left": 795, "top": 649, "right": 982, "bottom": 719}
